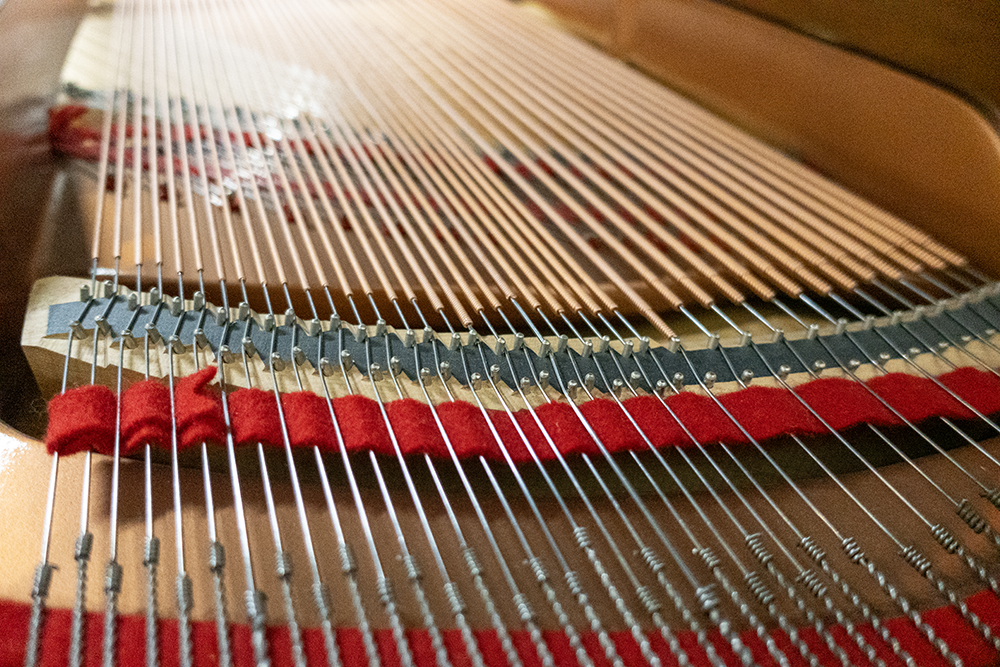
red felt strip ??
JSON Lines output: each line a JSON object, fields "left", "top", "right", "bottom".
{"left": 228, "top": 388, "right": 282, "bottom": 447}
{"left": 45, "top": 368, "right": 1000, "bottom": 461}
{"left": 2, "top": 592, "right": 998, "bottom": 667}
{"left": 45, "top": 385, "right": 118, "bottom": 456}
{"left": 174, "top": 367, "right": 225, "bottom": 450}
{"left": 280, "top": 391, "right": 337, "bottom": 451}
{"left": 120, "top": 380, "right": 172, "bottom": 455}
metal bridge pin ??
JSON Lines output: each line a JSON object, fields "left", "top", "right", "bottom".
{"left": 101, "top": 279, "right": 114, "bottom": 298}
{"left": 341, "top": 350, "right": 353, "bottom": 372}
{"left": 538, "top": 370, "right": 550, "bottom": 390}
{"left": 127, "top": 292, "right": 139, "bottom": 311}
{"left": 835, "top": 318, "right": 847, "bottom": 335}
{"left": 703, "top": 371, "right": 716, "bottom": 389}
{"left": 739, "top": 331, "right": 752, "bottom": 346}
{"left": 449, "top": 332, "right": 461, "bottom": 351}
{"left": 538, "top": 339, "right": 552, "bottom": 357}
{"left": 375, "top": 318, "right": 387, "bottom": 337}
{"left": 319, "top": 357, "right": 334, "bottom": 376}
{"left": 598, "top": 336, "right": 610, "bottom": 353}
{"left": 439, "top": 361, "right": 451, "bottom": 382}
{"left": 242, "top": 337, "right": 257, "bottom": 358}
{"left": 622, "top": 340, "right": 634, "bottom": 359}
{"left": 512, "top": 332, "right": 525, "bottom": 351}
{"left": 908, "top": 347, "right": 921, "bottom": 357}
{"left": 848, "top": 359, "right": 861, "bottom": 370}
{"left": 639, "top": 336, "right": 650, "bottom": 353}
{"left": 938, "top": 341, "right": 950, "bottom": 350}
{"left": 494, "top": 337, "right": 507, "bottom": 355}
{"left": 69, "top": 319, "right": 86, "bottom": 339}
{"left": 193, "top": 291, "right": 205, "bottom": 311}
{"left": 583, "top": 373, "right": 595, "bottom": 391}
{"left": 215, "top": 307, "right": 228, "bottom": 327}
{"left": 94, "top": 315, "right": 111, "bottom": 336}
{"left": 467, "top": 330, "right": 479, "bottom": 347}
{"left": 806, "top": 324, "right": 819, "bottom": 340}
{"left": 170, "top": 296, "right": 183, "bottom": 317}
{"left": 329, "top": 313, "right": 341, "bottom": 331}
{"left": 668, "top": 336, "right": 680, "bottom": 353}
{"left": 611, "top": 378, "right": 624, "bottom": 397}
{"left": 354, "top": 323, "right": 367, "bottom": 343}
{"left": 581, "top": 340, "right": 593, "bottom": 357}
{"left": 489, "top": 364, "right": 500, "bottom": 383}
{"left": 630, "top": 371, "right": 642, "bottom": 384}
{"left": 960, "top": 335, "right": 972, "bottom": 343}
{"left": 402, "top": 329, "right": 415, "bottom": 347}
{"left": 283, "top": 308, "right": 296, "bottom": 326}
{"left": 778, "top": 364, "right": 791, "bottom": 380}
{"left": 655, "top": 379, "right": 668, "bottom": 396}
{"left": 80, "top": 283, "right": 91, "bottom": 302}
{"left": 292, "top": 346, "right": 305, "bottom": 366}
{"left": 707, "top": 333, "right": 720, "bottom": 349}
{"left": 149, "top": 287, "right": 161, "bottom": 306}
{"left": 270, "top": 352, "right": 286, "bottom": 372}
{"left": 740, "top": 369, "right": 754, "bottom": 383}
{"left": 194, "top": 328, "right": 210, "bottom": 350}
{"left": 169, "top": 334, "right": 185, "bottom": 354}
{"left": 238, "top": 301, "right": 250, "bottom": 321}
{"left": 986, "top": 328, "right": 996, "bottom": 336}
{"left": 812, "top": 360, "right": 826, "bottom": 374}
{"left": 144, "top": 322, "right": 161, "bottom": 344}
{"left": 420, "top": 367, "right": 434, "bottom": 385}
{"left": 566, "top": 380, "right": 579, "bottom": 399}
{"left": 390, "top": 356, "right": 402, "bottom": 376}
{"left": 219, "top": 345, "right": 233, "bottom": 364}
{"left": 772, "top": 328, "right": 784, "bottom": 343}
{"left": 878, "top": 352, "right": 891, "bottom": 363}
{"left": 121, "top": 330, "right": 136, "bottom": 349}
{"left": 370, "top": 363, "right": 383, "bottom": 382}
{"left": 470, "top": 372, "right": 482, "bottom": 390}
{"left": 306, "top": 318, "right": 321, "bottom": 337}
{"left": 556, "top": 334, "right": 568, "bottom": 354}
{"left": 422, "top": 326, "right": 435, "bottom": 344}
{"left": 520, "top": 377, "right": 532, "bottom": 391}
{"left": 890, "top": 311, "right": 903, "bottom": 325}
{"left": 672, "top": 372, "right": 684, "bottom": 389}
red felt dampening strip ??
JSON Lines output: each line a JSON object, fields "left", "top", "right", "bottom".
{"left": 45, "top": 366, "right": 1000, "bottom": 459}
{"left": 1, "top": 591, "right": 998, "bottom": 667}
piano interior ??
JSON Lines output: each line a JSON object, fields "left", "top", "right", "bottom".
{"left": 1, "top": 0, "right": 1000, "bottom": 666}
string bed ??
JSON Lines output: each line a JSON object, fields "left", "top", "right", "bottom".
{"left": 16, "top": 0, "right": 1000, "bottom": 666}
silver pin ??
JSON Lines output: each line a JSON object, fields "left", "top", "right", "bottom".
{"left": 284, "top": 308, "right": 296, "bottom": 326}
{"left": 467, "top": 330, "right": 479, "bottom": 347}
{"left": 219, "top": 345, "right": 235, "bottom": 365}
{"left": 242, "top": 336, "right": 257, "bottom": 358}
{"left": 170, "top": 296, "right": 183, "bottom": 317}
{"left": 556, "top": 334, "right": 568, "bottom": 353}
{"left": 772, "top": 328, "right": 785, "bottom": 343}
{"left": 354, "top": 323, "right": 367, "bottom": 343}
{"left": 835, "top": 318, "right": 847, "bottom": 335}
{"left": 566, "top": 380, "right": 579, "bottom": 399}
{"left": 707, "top": 333, "right": 720, "bottom": 350}
{"left": 271, "top": 352, "right": 286, "bottom": 372}
{"left": 470, "top": 372, "right": 482, "bottom": 390}
{"left": 672, "top": 372, "right": 684, "bottom": 389}
{"left": 341, "top": 349, "right": 354, "bottom": 372}
{"left": 538, "top": 339, "right": 552, "bottom": 357}
{"left": 329, "top": 313, "right": 341, "bottom": 331}
{"left": 878, "top": 352, "right": 891, "bottom": 363}
{"left": 449, "top": 332, "right": 462, "bottom": 351}
{"left": 80, "top": 284, "right": 91, "bottom": 302}
{"left": 512, "top": 332, "right": 525, "bottom": 351}
{"left": 403, "top": 329, "right": 416, "bottom": 347}
{"left": 630, "top": 371, "right": 642, "bottom": 385}
{"left": 489, "top": 364, "right": 501, "bottom": 383}
{"left": 145, "top": 322, "right": 161, "bottom": 345}
{"left": 738, "top": 331, "right": 752, "bottom": 347}
{"left": 581, "top": 340, "right": 593, "bottom": 357}
{"left": 611, "top": 378, "right": 624, "bottom": 397}
{"left": 703, "top": 371, "right": 716, "bottom": 389}
{"left": 494, "top": 337, "right": 507, "bottom": 355}
{"left": 890, "top": 311, "right": 902, "bottom": 326}
{"left": 621, "top": 340, "right": 633, "bottom": 359}
{"left": 292, "top": 346, "right": 306, "bottom": 366}
{"left": 194, "top": 328, "right": 210, "bottom": 350}
{"left": 319, "top": 357, "right": 335, "bottom": 376}
{"left": 168, "top": 334, "right": 185, "bottom": 355}
{"left": 95, "top": 315, "right": 112, "bottom": 337}
{"left": 740, "top": 369, "right": 754, "bottom": 384}
{"left": 848, "top": 359, "right": 862, "bottom": 370}
{"left": 375, "top": 318, "right": 387, "bottom": 337}
{"left": 390, "top": 356, "right": 402, "bottom": 376}
{"left": 812, "top": 360, "right": 826, "bottom": 374}
{"left": 101, "top": 279, "right": 114, "bottom": 298}
{"left": 306, "top": 318, "right": 321, "bottom": 337}
{"left": 668, "top": 336, "right": 680, "bottom": 353}
{"left": 149, "top": 287, "right": 161, "bottom": 306}
{"left": 538, "top": 370, "right": 550, "bottom": 390}
{"left": 420, "top": 367, "right": 434, "bottom": 385}
{"left": 778, "top": 364, "right": 791, "bottom": 380}
{"left": 598, "top": 336, "right": 610, "bottom": 353}
{"left": 193, "top": 291, "right": 205, "bottom": 311}
{"left": 263, "top": 313, "right": 276, "bottom": 332}
{"left": 422, "top": 326, "right": 435, "bottom": 344}
{"left": 127, "top": 292, "right": 139, "bottom": 311}
{"left": 370, "top": 363, "right": 384, "bottom": 382}
{"left": 120, "top": 330, "right": 136, "bottom": 350}
{"left": 908, "top": 347, "right": 921, "bottom": 357}
{"left": 439, "top": 361, "right": 451, "bottom": 382}
{"left": 216, "top": 307, "right": 228, "bottom": 327}
{"left": 520, "top": 377, "right": 532, "bottom": 391}
{"left": 583, "top": 373, "right": 596, "bottom": 391}
{"left": 805, "top": 324, "right": 819, "bottom": 340}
